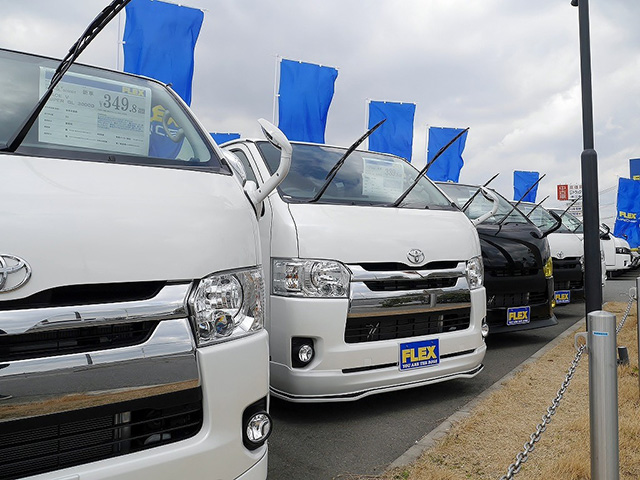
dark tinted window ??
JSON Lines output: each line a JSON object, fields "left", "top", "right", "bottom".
{"left": 256, "top": 141, "right": 454, "bottom": 209}
{"left": 0, "top": 49, "right": 220, "bottom": 170}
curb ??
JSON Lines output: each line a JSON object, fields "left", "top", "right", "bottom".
{"left": 387, "top": 317, "right": 588, "bottom": 471}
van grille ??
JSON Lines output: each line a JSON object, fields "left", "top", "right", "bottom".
{"left": 0, "top": 321, "right": 159, "bottom": 362}
{"left": 345, "top": 308, "right": 470, "bottom": 343}
{"left": 487, "top": 291, "right": 547, "bottom": 308}
{"left": 488, "top": 267, "right": 539, "bottom": 277}
{"left": 0, "top": 389, "right": 202, "bottom": 480}
{"left": 363, "top": 277, "right": 457, "bottom": 292}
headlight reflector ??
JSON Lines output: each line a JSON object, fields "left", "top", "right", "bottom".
{"left": 189, "top": 268, "right": 265, "bottom": 346}
{"left": 544, "top": 257, "right": 553, "bottom": 278}
{"left": 465, "top": 256, "right": 483, "bottom": 290}
{"left": 273, "top": 258, "right": 350, "bottom": 297}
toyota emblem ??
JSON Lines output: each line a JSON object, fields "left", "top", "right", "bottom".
{"left": 0, "top": 254, "right": 32, "bottom": 293}
{"left": 407, "top": 249, "right": 425, "bottom": 265}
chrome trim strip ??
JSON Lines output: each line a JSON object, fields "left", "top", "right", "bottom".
{"left": 348, "top": 278, "right": 471, "bottom": 318}
{"left": 348, "top": 262, "right": 467, "bottom": 282}
{"left": 0, "top": 318, "right": 199, "bottom": 423}
{"left": 0, "top": 283, "right": 191, "bottom": 335}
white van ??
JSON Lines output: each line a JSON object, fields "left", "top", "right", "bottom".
{"left": 223, "top": 139, "right": 487, "bottom": 402}
{"left": 515, "top": 202, "right": 585, "bottom": 305}
{"left": 0, "top": 45, "right": 291, "bottom": 479}
{"left": 550, "top": 209, "right": 628, "bottom": 278}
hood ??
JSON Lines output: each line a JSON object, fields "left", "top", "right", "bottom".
{"left": 475, "top": 222, "right": 550, "bottom": 271}
{"left": 287, "top": 203, "right": 480, "bottom": 264}
{"left": 546, "top": 232, "right": 584, "bottom": 259}
{"left": 0, "top": 155, "right": 259, "bottom": 300}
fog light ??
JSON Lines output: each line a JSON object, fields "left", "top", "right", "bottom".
{"left": 481, "top": 318, "right": 489, "bottom": 338}
{"left": 242, "top": 398, "right": 270, "bottom": 450}
{"left": 246, "top": 412, "right": 272, "bottom": 444}
{"left": 298, "top": 344, "right": 313, "bottom": 363}
{"left": 292, "top": 337, "right": 315, "bottom": 368}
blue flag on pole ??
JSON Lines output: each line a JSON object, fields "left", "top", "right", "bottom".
{"left": 513, "top": 170, "right": 540, "bottom": 202}
{"left": 367, "top": 101, "right": 415, "bottom": 162}
{"left": 614, "top": 177, "right": 640, "bottom": 248}
{"left": 426, "top": 127, "right": 468, "bottom": 182}
{"left": 210, "top": 132, "right": 241, "bottom": 145}
{"left": 277, "top": 59, "right": 338, "bottom": 143}
{"left": 123, "top": 0, "right": 204, "bottom": 106}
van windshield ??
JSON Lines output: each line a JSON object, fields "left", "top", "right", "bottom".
{"left": 516, "top": 203, "right": 570, "bottom": 233}
{"left": 0, "top": 49, "right": 220, "bottom": 170}
{"left": 437, "top": 183, "right": 531, "bottom": 225}
{"left": 552, "top": 209, "right": 584, "bottom": 233}
{"left": 257, "top": 141, "right": 455, "bottom": 209}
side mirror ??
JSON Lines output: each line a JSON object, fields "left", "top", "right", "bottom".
{"left": 223, "top": 151, "right": 247, "bottom": 185}
{"left": 245, "top": 119, "right": 292, "bottom": 208}
{"left": 471, "top": 187, "right": 499, "bottom": 226}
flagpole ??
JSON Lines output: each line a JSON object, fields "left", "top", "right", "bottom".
{"left": 364, "top": 99, "right": 370, "bottom": 150}
{"left": 273, "top": 55, "right": 280, "bottom": 125}
{"left": 116, "top": 11, "right": 122, "bottom": 70}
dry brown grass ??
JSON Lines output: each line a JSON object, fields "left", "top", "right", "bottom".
{"left": 356, "top": 301, "right": 640, "bottom": 480}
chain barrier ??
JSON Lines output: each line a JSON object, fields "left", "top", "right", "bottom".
{"left": 499, "top": 292, "right": 636, "bottom": 480}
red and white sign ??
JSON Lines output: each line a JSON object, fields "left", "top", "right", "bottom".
{"left": 557, "top": 184, "right": 569, "bottom": 201}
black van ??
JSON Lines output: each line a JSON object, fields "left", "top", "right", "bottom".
{"left": 437, "top": 182, "right": 557, "bottom": 333}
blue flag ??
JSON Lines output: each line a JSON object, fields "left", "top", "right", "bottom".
{"left": 278, "top": 59, "right": 338, "bottom": 143}
{"left": 211, "top": 132, "right": 241, "bottom": 145}
{"left": 426, "top": 127, "right": 468, "bottom": 182}
{"left": 367, "top": 101, "right": 415, "bottom": 162}
{"left": 513, "top": 170, "right": 540, "bottom": 202}
{"left": 614, "top": 177, "right": 640, "bottom": 248}
{"left": 123, "top": 0, "right": 204, "bottom": 106}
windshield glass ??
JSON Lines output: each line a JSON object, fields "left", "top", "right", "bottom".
{"left": 552, "top": 209, "right": 584, "bottom": 233}
{"left": 257, "top": 141, "right": 455, "bottom": 209}
{"left": 437, "top": 183, "right": 531, "bottom": 224}
{"left": 516, "top": 203, "right": 569, "bottom": 233}
{"left": 0, "top": 49, "right": 220, "bottom": 170}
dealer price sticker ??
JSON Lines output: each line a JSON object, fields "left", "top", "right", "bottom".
{"left": 399, "top": 339, "right": 439, "bottom": 371}
{"left": 507, "top": 306, "right": 530, "bottom": 326}
{"left": 38, "top": 67, "right": 151, "bottom": 156}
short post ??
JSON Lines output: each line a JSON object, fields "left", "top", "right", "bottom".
{"left": 588, "top": 310, "right": 619, "bottom": 480}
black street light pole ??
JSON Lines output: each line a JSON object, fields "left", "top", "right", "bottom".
{"left": 573, "top": 0, "right": 602, "bottom": 317}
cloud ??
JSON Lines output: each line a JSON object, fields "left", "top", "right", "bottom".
{"left": 2, "top": 0, "right": 638, "bottom": 209}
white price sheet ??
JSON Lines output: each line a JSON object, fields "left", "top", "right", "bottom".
{"left": 38, "top": 68, "right": 151, "bottom": 156}
{"left": 362, "top": 157, "right": 405, "bottom": 199}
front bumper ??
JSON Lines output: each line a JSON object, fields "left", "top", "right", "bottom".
{"left": 268, "top": 286, "right": 487, "bottom": 402}
{"left": 1, "top": 280, "right": 270, "bottom": 480}
{"left": 485, "top": 277, "right": 557, "bottom": 334}
{"left": 19, "top": 331, "right": 270, "bottom": 480}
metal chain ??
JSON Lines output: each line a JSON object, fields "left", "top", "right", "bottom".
{"left": 499, "top": 291, "right": 636, "bottom": 479}
{"left": 499, "top": 342, "right": 586, "bottom": 480}
{"left": 615, "top": 292, "right": 635, "bottom": 334}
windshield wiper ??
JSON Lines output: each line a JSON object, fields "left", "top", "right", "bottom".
{"left": 1, "top": 0, "right": 131, "bottom": 153}
{"left": 523, "top": 195, "right": 549, "bottom": 218}
{"left": 307, "top": 119, "right": 385, "bottom": 203}
{"left": 390, "top": 127, "right": 469, "bottom": 207}
{"left": 460, "top": 172, "right": 500, "bottom": 212}
{"left": 496, "top": 173, "right": 546, "bottom": 226}
{"left": 554, "top": 196, "right": 583, "bottom": 233}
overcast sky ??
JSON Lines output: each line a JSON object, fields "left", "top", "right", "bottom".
{"left": 1, "top": 0, "right": 639, "bottom": 207}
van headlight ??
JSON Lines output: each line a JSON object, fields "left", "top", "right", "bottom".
{"left": 465, "top": 256, "right": 483, "bottom": 290}
{"left": 272, "top": 258, "right": 350, "bottom": 297}
{"left": 189, "top": 267, "right": 265, "bottom": 346}
{"left": 544, "top": 257, "right": 553, "bottom": 278}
